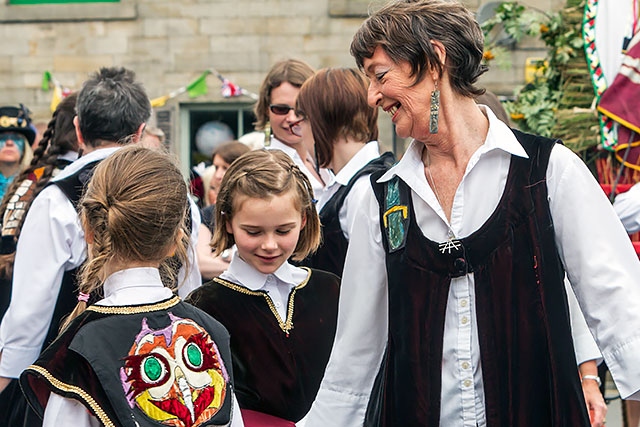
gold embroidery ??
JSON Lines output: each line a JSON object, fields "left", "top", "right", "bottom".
{"left": 87, "top": 296, "right": 181, "bottom": 315}
{"left": 26, "top": 365, "right": 115, "bottom": 427}
{"left": 213, "top": 267, "right": 311, "bottom": 334}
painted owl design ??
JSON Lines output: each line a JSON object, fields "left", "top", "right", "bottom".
{"left": 120, "top": 313, "right": 229, "bottom": 427}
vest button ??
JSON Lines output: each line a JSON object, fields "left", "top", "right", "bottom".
{"left": 454, "top": 257, "right": 467, "bottom": 273}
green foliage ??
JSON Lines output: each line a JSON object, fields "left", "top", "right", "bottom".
{"left": 481, "top": 1, "right": 589, "bottom": 139}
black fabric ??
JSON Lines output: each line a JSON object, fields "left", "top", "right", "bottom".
{"left": 365, "top": 130, "right": 590, "bottom": 427}
{"left": 21, "top": 299, "right": 235, "bottom": 427}
{"left": 301, "top": 152, "right": 395, "bottom": 276}
{"left": 200, "top": 204, "right": 215, "bottom": 233}
{"left": 186, "top": 269, "right": 340, "bottom": 423}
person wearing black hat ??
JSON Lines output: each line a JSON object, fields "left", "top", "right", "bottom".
{"left": 0, "top": 105, "right": 35, "bottom": 200}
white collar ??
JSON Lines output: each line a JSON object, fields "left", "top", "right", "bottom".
{"left": 332, "top": 141, "right": 381, "bottom": 187}
{"left": 378, "top": 105, "right": 528, "bottom": 184}
{"left": 102, "top": 267, "right": 167, "bottom": 299}
{"left": 52, "top": 146, "right": 121, "bottom": 182}
{"left": 266, "top": 137, "right": 302, "bottom": 161}
{"left": 222, "top": 251, "right": 308, "bottom": 291}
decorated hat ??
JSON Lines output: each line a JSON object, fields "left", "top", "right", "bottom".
{"left": 0, "top": 104, "right": 36, "bottom": 144}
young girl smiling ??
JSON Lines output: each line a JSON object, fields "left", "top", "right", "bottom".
{"left": 186, "top": 149, "right": 340, "bottom": 427}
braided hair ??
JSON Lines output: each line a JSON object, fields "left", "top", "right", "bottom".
{"left": 0, "top": 93, "right": 79, "bottom": 279}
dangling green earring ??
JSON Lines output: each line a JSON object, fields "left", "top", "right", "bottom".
{"left": 429, "top": 80, "right": 440, "bottom": 134}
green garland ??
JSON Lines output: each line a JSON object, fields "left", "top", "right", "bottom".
{"left": 482, "top": 0, "right": 598, "bottom": 152}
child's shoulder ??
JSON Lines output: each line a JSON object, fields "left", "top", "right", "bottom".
{"left": 306, "top": 267, "right": 340, "bottom": 284}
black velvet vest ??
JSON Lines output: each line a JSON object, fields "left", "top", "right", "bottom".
{"left": 303, "top": 152, "right": 395, "bottom": 277}
{"left": 365, "top": 130, "right": 590, "bottom": 427}
{"left": 185, "top": 268, "right": 340, "bottom": 422}
{"left": 21, "top": 297, "right": 236, "bottom": 427}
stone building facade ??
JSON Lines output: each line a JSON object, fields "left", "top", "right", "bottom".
{"left": 0, "top": 0, "right": 561, "bottom": 170}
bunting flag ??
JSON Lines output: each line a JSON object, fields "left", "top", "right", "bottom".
{"left": 149, "top": 69, "right": 257, "bottom": 107}
{"left": 599, "top": 31, "right": 640, "bottom": 170}
{"left": 41, "top": 71, "right": 70, "bottom": 112}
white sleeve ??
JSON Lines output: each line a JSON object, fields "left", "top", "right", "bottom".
{"left": 305, "top": 184, "right": 388, "bottom": 427}
{"left": 548, "top": 144, "right": 640, "bottom": 399}
{"left": 43, "top": 394, "right": 101, "bottom": 427}
{"left": 613, "top": 183, "right": 640, "bottom": 233}
{"left": 231, "top": 393, "right": 245, "bottom": 427}
{"left": 565, "top": 277, "right": 602, "bottom": 365}
{"left": 0, "top": 186, "right": 85, "bottom": 377}
{"left": 177, "top": 198, "right": 203, "bottom": 298}
{"left": 339, "top": 175, "right": 374, "bottom": 242}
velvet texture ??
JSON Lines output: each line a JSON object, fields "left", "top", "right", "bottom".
{"left": 365, "top": 130, "right": 590, "bottom": 426}
{"left": 186, "top": 269, "right": 340, "bottom": 423}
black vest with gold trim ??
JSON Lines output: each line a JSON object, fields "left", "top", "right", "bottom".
{"left": 21, "top": 297, "right": 236, "bottom": 427}
{"left": 186, "top": 268, "right": 340, "bottom": 423}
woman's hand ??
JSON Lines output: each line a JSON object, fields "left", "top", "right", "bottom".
{"left": 579, "top": 360, "right": 607, "bottom": 427}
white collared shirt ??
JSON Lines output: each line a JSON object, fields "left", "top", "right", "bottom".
{"left": 317, "top": 141, "right": 382, "bottom": 243}
{"left": 220, "top": 251, "right": 309, "bottom": 320}
{"left": 0, "top": 147, "right": 202, "bottom": 378}
{"left": 41, "top": 267, "right": 244, "bottom": 427}
{"left": 265, "top": 137, "right": 334, "bottom": 202}
{"left": 305, "top": 106, "right": 640, "bottom": 427}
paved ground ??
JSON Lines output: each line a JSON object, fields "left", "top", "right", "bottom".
{"left": 604, "top": 371, "right": 626, "bottom": 427}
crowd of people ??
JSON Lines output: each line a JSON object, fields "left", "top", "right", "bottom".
{"left": 0, "top": 0, "right": 639, "bottom": 426}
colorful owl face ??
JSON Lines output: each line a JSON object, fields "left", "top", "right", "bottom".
{"left": 121, "top": 314, "right": 229, "bottom": 427}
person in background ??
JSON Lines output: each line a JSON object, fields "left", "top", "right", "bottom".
{"left": 197, "top": 141, "right": 250, "bottom": 280}
{"left": 0, "top": 67, "right": 199, "bottom": 426}
{"left": 20, "top": 146, "right": 244, "bottom": 427}
{"left": 0, "top": 105, "right": 35, "bottom": 200}
{"left": 613, "top": 185, "right": 640, "bottom": 427}
{"left": 305, "top": 1, "right": 640, "bottom": 425}
{"left": 293, "top": 67, "right": 395, "bottom": 276}
{"left": 254, "top": 58, "right": 333, "bottom": 201}
{"left": 0, "top": 93, "right": 79, "bottom": 324}
{"left": 139, "top": 125, "right": 166, "bottom": 151}
{"left": 186, "top": 149, "right": 340, "bottom": 427}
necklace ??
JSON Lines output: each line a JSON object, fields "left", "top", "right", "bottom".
{"left": 425, "top": 150, "right": 462, "bottom": 255}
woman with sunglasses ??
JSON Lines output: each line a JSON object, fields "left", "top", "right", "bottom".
{"left": 0, "top": 106, "right": 35, "bottom": 201}
{"left": 293, "top": 68, "right": 395, "bottom": 277}
{"left": 253, "top": 59, "right": 333, "bottom": 200}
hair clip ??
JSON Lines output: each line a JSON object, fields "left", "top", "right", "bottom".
{"left": 220, "top": 210, "right": 226, "bottom": 216}
{"left": 77, "top": 292, "right": 90, "bottom": 303}
{"left": 311, "top": 198, "right": 318, "bottom": 204}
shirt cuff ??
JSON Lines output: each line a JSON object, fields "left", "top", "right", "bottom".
{"left": 603, "top": 335, "right": 640, "bottom": 399}
{"left": 0, "top": 344, "right": 42, "bottom": 378}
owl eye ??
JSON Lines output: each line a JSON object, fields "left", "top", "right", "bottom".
{"left": 183, "top": 342, "right": 204, "bottom": 370}
{"left": 141, "top": 354, "right": 169, "bottom": 385}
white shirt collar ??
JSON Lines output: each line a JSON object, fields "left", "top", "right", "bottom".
{"left": 222, "top": 251, "right": 308, "bottom": 291}
{"left": 378, "top": 105, "right": 528, "bottom": 184}
{"left": 266, "top": 137, "right": 302, "bottom": 162}
{"left": 52, "top": 146, "right": 121, "bottom": 182}
{"left": 99, "top": 267, "right": 173, "bottom": 305}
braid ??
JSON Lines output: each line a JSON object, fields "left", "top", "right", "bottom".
{"left": 0, "top": 93, "right": 78, "bottom": 279}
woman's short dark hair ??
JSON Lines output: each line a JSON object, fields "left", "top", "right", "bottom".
{"left": 296, "top": 68, "right": 378, "bottom": 168}
{"left": 350, "top": 0, "right": 487, "bottom": 98}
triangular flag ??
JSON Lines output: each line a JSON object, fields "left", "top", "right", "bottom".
{"left": 150, "top": 94, "right": 171, "bottom": 108}
{"left": 221, "top": 78, "right": 243, "bottom": 98}
{"left": 186, "top": 71, "right": 211, "bottom": 98}
{"left": 41, "top": 71, "right": 52, "bottom": 91}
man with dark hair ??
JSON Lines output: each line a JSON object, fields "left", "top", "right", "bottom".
{"left": 0, "top": 67, "right": 201, "bottom": 425}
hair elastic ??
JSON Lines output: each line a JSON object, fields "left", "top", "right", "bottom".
{"left": 77, "top": 292, "right": 90, "bottom": 303}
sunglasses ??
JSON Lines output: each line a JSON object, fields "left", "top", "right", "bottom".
{"left": 269, "top": 104, "right": 296, "bottom": 115}
{"left": 0, "top": 133, "right": 26, "bottom": 152}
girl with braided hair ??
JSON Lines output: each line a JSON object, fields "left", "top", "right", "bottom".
{"left": 0, "top": 92, "right": 79, "bottom": 322}
{"left": 20, "top": 146, "right": 244, "bottom": 427}
{"left": 186, "top": 149, "right": 340, "bottom": 427}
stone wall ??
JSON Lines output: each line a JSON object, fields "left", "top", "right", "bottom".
{"left": 0, "top": 0, "right": 564, "bottom": 164}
